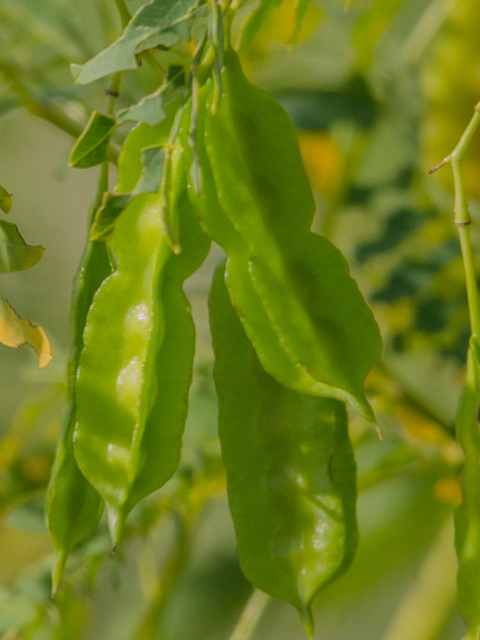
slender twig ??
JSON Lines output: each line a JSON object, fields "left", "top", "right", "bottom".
{"left": 93, "top": 73, "right": 121, "bottom": 216}
{"left": 430, "top": 100, "right": 480, "bottom": 640}
{"left": 428, "top": 102, "right": 480, "bottom": 337}
{"left": 227, "top": 590, "right": 270, "bottom": 640}
{"left": 380, "top": 519, "right": 456, "bottom": 640}
{"left": 0, "top": 61, "right": 84, "bottom": 140}
{"left": 402, "top": 0, "right": 459, "bottom": 67}
{"left": 114, "top": 0, "right": 132, "bottom": 29}
{"left": 134, "top": 514, "right": 195, "bottom": 639}
{"left": 0, "top": 1, "right": 81, "bottom": 60}
{"left": 451, "top": 103, "right": 480, "bottom": 337}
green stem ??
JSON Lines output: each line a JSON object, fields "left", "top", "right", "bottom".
{"left": 442, "top": 102, "right": 480, "bottom": 338}
{"left": 377, "top": 359, "right": 455, "bottom": 435}
{"left": 402, "top": 0, "right": 459, "bottom": 66}
{"left": 92, "top": 73, "right": 121, "bottom": 220}
{"left": 0, "top": 61, "right": 119, "bottom": 162}
{"left": 227, "top": 590, "right": 270, "bottom": 640}
{"left": 114, "top": 0, "right": 132, "bottom": 29}
{"left": 433, "top": 100, "right": 480, "bottom": 640}
{"left": 133, "top": 514, "right": 196, "bottom": 639}
{"left": 380, "top": 518, "right": 457, "bottom": 640}
{"left": 459, "top": 224, "right": 480, "bottom": 338}
{"left": 0, "top": 62, "right": 84, "bottom": 140}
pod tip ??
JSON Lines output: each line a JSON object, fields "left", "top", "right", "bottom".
{"left": 51, "top": 550, "right": 68, "bottom": 598}
{"left": 299, "top": 604, "right": 315, "bottom": 639}
{"left": 107, "top": 504, "right": 125, "bottom": 551}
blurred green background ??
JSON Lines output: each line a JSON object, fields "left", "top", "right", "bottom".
{"left": 0, "top": 0, "right": 478, "bottom": 638}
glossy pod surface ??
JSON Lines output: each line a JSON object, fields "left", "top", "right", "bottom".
{"left": 200, "top": 51, "right": 382, "bottom": 420}
{"left": 47, "top": 208, "right": 112, "bottom": 590}
{"left": 210, "top": 263, "right": 358, "bottom": 636}
{"left": 74, "top": 120, "right": 209, "bottom": 543}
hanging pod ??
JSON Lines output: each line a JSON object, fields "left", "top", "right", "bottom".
{"left": 209, "top": 262, "right": 358, "bottom": 637}
{"left": 73, "top": 125, "right": 209, "bottom": 546}
{"left": 186, "top": 50, "right": 382, "bottom": 420}
{"left": 47, "top": 207, "right": 113, "bottom": 592}
{"left": 47, "top": 107, "right": 184, "bottom": 588}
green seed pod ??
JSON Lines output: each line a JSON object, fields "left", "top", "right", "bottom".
{"left": 209, "top": 262, "right": 358, "bottom": 637}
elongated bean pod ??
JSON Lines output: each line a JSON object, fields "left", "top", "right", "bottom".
{"left": 47, "top": 210, "right": 111, "bottom": 592}
{"left": 209, "top": 262, "right": 358, "bottom": 637}
{"left": 185, "top": 51, "right": 381, "bottom": 420}
{"left": 74, "top": 155, "right": 209, "bottom": 544}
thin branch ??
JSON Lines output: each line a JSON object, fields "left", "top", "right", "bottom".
{"left": 114, "top": 0, "right": 132, "bottom": 30}
{"left": 380, "top": 519, "right": 456, "bottom": 640}
{"left": 0, "top": 61, "right": 84, "bottom": 139}
{"left": 227, "top": 590, "right": 270, "bottom": 640}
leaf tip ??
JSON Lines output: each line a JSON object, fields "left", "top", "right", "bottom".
{"left": 35, "top": 326, "right": 53, "bottom": 368}
{"left": 0, "top": 185, "right": 12, "bottom": 214}
{"left": 70, "top": 63, "right": 82, "bottom": 84}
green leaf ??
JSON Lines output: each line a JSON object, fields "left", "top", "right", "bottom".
{"left": 290, "top": 0, "right": 312, "bottom": 43}
{"left": 0, "top": 220, "right": 44, "bottom": 273}
{"left": 117, "top": 87, "right": 167, "bottom": 126}
{"left": 71, "top": 0, "right": 196, "bottom": 85}
{"left": 239, "top": 0, "right": 284, "bottom": 51}
{"left": 69, "top": 111, "right": 116, "bottom": 169}
{"left": 116, "top": 101, "right": 178, "bottom": 193}
{"left": 91, "top": 194, "right": 132, "bottom": 242}
{"left": 136, "top": 146, "right": 165, "bottom": 194}
{"left": 0, "top": 185, "right": 12, "bottom": 214}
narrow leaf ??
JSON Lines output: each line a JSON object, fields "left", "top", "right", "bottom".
{"left": 0, "top": 185, "right": 12, "bottom": 214}
{"left": 290, "top": 0, "right": 312, "bottom": 44}
{"left": 239, "top": 0, "right": 284, "bottom": 51}
{"left": 70, "top": 111, "right": 116, "bottom": 169}
{"left": 0, "top": 296, "right": 52, "bottom": 367}
{"left": 91, "top": 194, "right": 132, "bottom": 242}
{"left": 0, "top": 220, "right": 44, "bottom": 273}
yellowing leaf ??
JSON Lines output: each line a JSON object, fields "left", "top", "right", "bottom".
{"left": 0, "top": 185, "right": 12, "bottom": 214}
{"left": 0, "top": 296, "right": 52, "bottom": 367}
